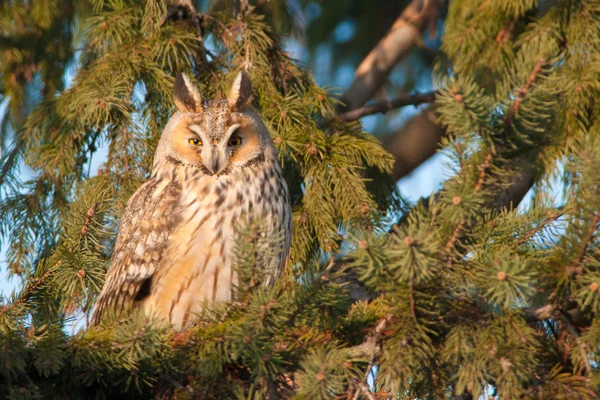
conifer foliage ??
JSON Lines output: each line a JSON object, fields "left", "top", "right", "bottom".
{"left": 1, "top": 0, "right": 600, "bottom": 399}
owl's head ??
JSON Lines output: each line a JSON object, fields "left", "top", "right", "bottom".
{"left": 154, "top": 71, "right": 275, "bottom": 176}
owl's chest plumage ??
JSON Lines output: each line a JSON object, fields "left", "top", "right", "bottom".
{"left": 143, "top": 162, "right": 291, "bottom": 329}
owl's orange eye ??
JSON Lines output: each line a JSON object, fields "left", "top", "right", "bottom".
{"left": 188, "top": 138, "right": 202, "bottom": 146}
{"left": 229, "top": 136, "right": 242, "bottom": 146}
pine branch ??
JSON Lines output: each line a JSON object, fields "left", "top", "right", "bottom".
{"left": 504, "top": 58, "right": 546, "bottom": 128}
{"left": 0, "top": 143, "right": 22, "bottom": 186}
{"left": 473, "top": 153, "right": 493, "bottom": 192}
{"left": 557, "top": 310, "right": 594, "bottom": 377}
{"left": 164, "top": 0, "right": 206, "bottom": 65}
{"left": 487, "top": 18, "right": 516, "bottom": 68}
{"left": 337, "top": 91, "right": 438, "bottom": 121}
{"left": 8, "top": 269, "right": 53, "bottom": 310}
{"left": 573, "top": 211, "right": 600, "bottom": 269}
{"left": 443, "top": 220, "right": 465, "bottom": 255}
{"left": 517, "top": 210, "right": 564, "bottom": 245}
{"left": 443, "top": 153, "right": 493, "bottom": 256}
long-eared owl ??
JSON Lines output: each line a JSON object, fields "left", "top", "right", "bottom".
{"left": 92, "top": 72, "right": 292, "bottom": 330}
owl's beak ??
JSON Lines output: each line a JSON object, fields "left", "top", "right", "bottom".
{"left": 204, "top": 147, "right": 227, "bottom": 175}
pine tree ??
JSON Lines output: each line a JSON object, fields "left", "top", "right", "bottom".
{"left": 1, "top": 0, "right": 600, "bottom": 399}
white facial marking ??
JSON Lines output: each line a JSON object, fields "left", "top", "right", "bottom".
{"left": 225, "top": 124, "right": 241, "bottom": 142}
{"left": 188, "top": 124, "right": 203, "bottom": 137}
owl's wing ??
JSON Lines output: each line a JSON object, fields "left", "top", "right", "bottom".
{"left": 91, "top": 179, "right": 181, "bottom": 325}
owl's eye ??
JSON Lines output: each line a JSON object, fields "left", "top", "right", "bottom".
{"left": 229, "top": 136, "right": 242, "bottom": 146}
{"left": 188, "top": 138, "right": 202, "bottom": 146}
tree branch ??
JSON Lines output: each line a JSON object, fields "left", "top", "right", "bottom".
{"left": 489, "top": 151, "right": 537, "bottom": 211}
{"left": 381, "top": 105, "right": 446, "bottom": 181}
{"left": 338, "top": 90, "right": 438, "bottom": 121}
{"left": 349, "top": 315, "right": 390, "bottom": 399}
{"left": 337, "top": 0, "right": 441, "bottom": 112}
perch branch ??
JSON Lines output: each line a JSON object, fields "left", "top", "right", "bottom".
{"left": 338, "top": 91, "right": 438, "bottom": 121}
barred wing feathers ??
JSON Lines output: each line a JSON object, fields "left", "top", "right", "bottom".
{"left": 91, "top": 179, "right": 181, "bottom": 325}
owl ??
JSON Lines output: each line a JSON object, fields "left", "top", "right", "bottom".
{"left": 91, "top": 71, "right": 292, "bottom": 330}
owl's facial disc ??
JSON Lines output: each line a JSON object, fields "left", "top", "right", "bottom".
{"left": 168, "top": 112, "right": 265, "bottom": 175}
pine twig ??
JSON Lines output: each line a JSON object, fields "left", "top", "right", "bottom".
{"left": 473, "top": 153, "right": 492, "bottom": 192}
{"left": 504, "top": 58, "right": 545, "bottom": 128}
{"left": 488, "top": 18, "right": 516, "bottom": 67}
{"left": 557, "top": 310, "right": 594, "bottom": 377}
{"left": 443, "top": 220, "right": 465, "bottom": 255}
{"left": 517, "top": 210, "right": 564, "bottom": 245}
{"left": 574, "top": 211, "right": 600, "bottom": 266}
{"left": 443, "top": 154, "right": 493, "bottom": 257}
{"left": 408, "top": 282, "right": 416, "bottom": 319}
{"left": 338, "top": 91, "right": 438, "bottom": 121}
{"left": 7, "top": 270, "right": 54, "bottom": 310}
{"left": 565, "top": 210, "right": 600, "bottom": 277}
{"left": 79, "top": 202, "right": 98, "bottom": 239}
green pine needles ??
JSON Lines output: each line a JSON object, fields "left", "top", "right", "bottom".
{"left": 1, "top": 0, "right": 600, "bottom": 398}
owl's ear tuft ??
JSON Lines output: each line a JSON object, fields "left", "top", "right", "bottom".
{"left": 174, "top": 73, "right": 203, "bottom": 113}
{"left": 228, "top": 71, "right": 253, "bottom": 112}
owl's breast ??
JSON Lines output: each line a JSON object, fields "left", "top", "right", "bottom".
{"left": 143, "top": 166, "right": 290, "bottom": 329}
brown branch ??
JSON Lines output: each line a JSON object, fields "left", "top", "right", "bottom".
{"left": 474, "top": 154, "right": 493, "bottom": 192}
{"left": 408, "top": 283, "right": 416, "bottom": 319}
{"left": 352, "top": 380, "right": 376, "bottom": 400}
{"left": 489, "top": 151, "right": 538, "bottom": 211}
{"left": 338, "top": 91, "right": 438, "bottom": 121}
{"left": 338, "top": 0, "right": 441, "bottom": 112}
{"left": 333, "top": 0, "right": 443, "bottom": 182}
{"left": 382, "top": 105, "right": 446, "bottom": 181}
{"left": 443, "top": 220, "right": 465, "bottom": 255}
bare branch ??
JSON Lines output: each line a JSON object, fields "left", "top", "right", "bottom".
{"left": 352, "top": 380, "right": 376, "bottom": 400}
{"left": 349, "top": 315, "right": 390, "bottom": 400}
{"left": 338, "top": 0, "right": 441, "bottom": 112}
{"left": 338, "top": 90, "right": 438, "bottom": 121}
